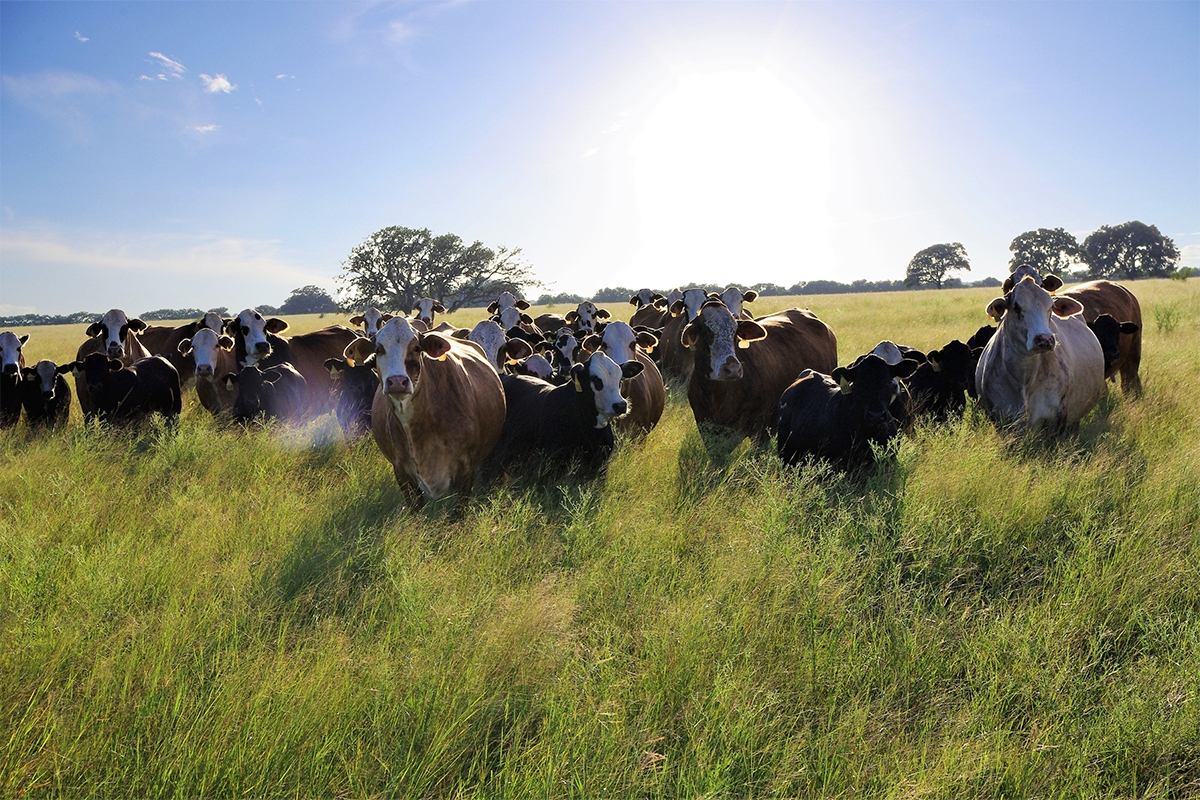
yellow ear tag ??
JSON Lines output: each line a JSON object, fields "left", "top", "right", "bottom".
{"left": 574, "top": 375, "right": 583, "bottom": 393}
{"left": 838, "top": 377, "right": 852, "bottom": 394}
{"left": 72, "top": 367, "right": 81, "bottom": 378}
{"left": 930, "top": 358, "right": 941, "bottom": 373}
{"left": 737, "top": 339, "right": 751, "bottom": 349}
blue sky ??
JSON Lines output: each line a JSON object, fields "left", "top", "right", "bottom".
{"left": 2, "top": 1, "right": 1197, "bottom": 316}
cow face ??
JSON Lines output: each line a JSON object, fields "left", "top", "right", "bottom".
{"left": 22, "top": 360, "right": 62, "bottom": 399}
{"left": 543, "top": 327, "right": 580, "bottom": 373}
{"left": 69, "top": 353, "right": 124, "bottom": 412}
{"left": 720, "top": 286, "right": 759, "bottom": 319}
{"left": 413, "top": 298, "right": 446, "bottom": 326}
{"left": 1002, "top": 265, "right": 1065, "bottom": 295}
{"left": 325, "top": 357, "right": 380, "bottom": 432}
{"left": 511, "top": 353, "right": 556, "bottom": 382}
{"left": 495, "top": 306, "right": 533, "bottom": 331}
{"left": 487, "top": 292, "right": 529, "bottom": 315}
{"left": 986, "top": 278, "right": 1084, "bottom": 354}
{"left": 586, "top": 321, "right": 657, "bottom": 366}
{"left": 223, "top": 365, "right": 280, "bottom": 421}
{"left": 681, "top": 301, "right": 768, "bottom": 381}
{"left": 86, "top": 309, "right": 147, "bottom": 358}
{"left": 200, "top": 311, "right": 226, "bottom": 332}
{"left": 565, "top": 301, "right": 611, "bottom": 335}
{"left": 179, "top": 327, "right": 235, "bottom": 378}
{"left": 1088, "top": 314, "right": 1140, "bottom": 371}
{"left": 669, "top": 288, "right": 712, "bottom": 322}
{"left": 926, "top": 339, "right": 975, "bottom": 391}
{"left": 0, "top": 331, "right": 29, "bottom": 374}
{"left": 349, "top": 308, "right": 394, "bottom": 339}
{"left": 466, "top": 320, "right": 508, "bottom": 371}
{"left": 370, "top": 317, "right": 453, "bottom": 413}
{"left": 571, "top": 352, "right": 644, "bottom": 428}
{"left": 832, "top": 354, "right": 918, "bottom": 431}
{"left": 630, "top": 288, "right": 663, "bottom": 308}
{"left": 228, "top": 308, "right": 288, "bottom": 365}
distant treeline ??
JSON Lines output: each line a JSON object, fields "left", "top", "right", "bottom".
{"left": 0, "top": 307, "right": 230, "bottom": 328}
{"left": 536, "top": 276, "right": 1007, "bottom": 306}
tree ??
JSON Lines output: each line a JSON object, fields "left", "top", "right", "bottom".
{"left": 279, "top": 285, "right": 339, "bottom": 315}
{"left": 1009, "top": 228, "right": 1083, "bottom": 275}
{"left": 905, "top": 242, "right": 971, "bottom": 289}
{"left": 1081, "top": 221, "right": 1180, "bottom": 280}
{"left": 337, "top": 226, "right": 541, "bottom": 314}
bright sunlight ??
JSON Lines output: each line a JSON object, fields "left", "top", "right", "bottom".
{"left": 629, "top": 69, "right": 835, "bottom": 287}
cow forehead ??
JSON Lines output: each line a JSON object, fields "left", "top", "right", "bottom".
{"left": 201, "top": 311, "right": 224, "bottom": 331}
{"left": 101, "top": 309, "right": 130, "bottom": 332}
{"left": 495, "top": 291, "right": 517, "bottom": 308}
{"left": 588, "top": 352, "right": 624, "bottom": 384}
{"left": 236, "top": 308, "right": 266, "bottom": 329}
{"left": 684, "top": 288, "right": 709, "bottom": 317}
{"left": 0, "top": 332, "right": 22, "bottom": 359}
{"left": 498, "top": 307, "right": 523, "bottom": 327}
{"left": 871, "top": 341, "right": 904, "bottom": 365}
{"left": 376, "top": 316, "right": 420, "bottom": 352}
{"left": 34, "top": 360, "right": 58, "bottom": 383}
{"left": 601, "top": 321, "right": 637, "bottom": 355}
{"left": 1011, "top": 278, "right": 1053, "bottom": 312}
{"left": 191, "top": 326, "right": 221, "bottom": 350}
{"left": 700, "top": 303, "right": 738, "bottom": 334}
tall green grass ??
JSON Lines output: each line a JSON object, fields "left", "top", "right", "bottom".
{"left": 3, "top": 280, "right": 1198, "bottom": 798}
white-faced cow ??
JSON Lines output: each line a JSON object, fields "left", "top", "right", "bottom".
{"left": 74, "top": 310, "right": 153, "bottom": 420}
{"left": 1, "top": 331, "right": 30, "bottom": 428}
{"left": 412, "top": 298, "right": 446, "bottom": 328}
{"left": 460, "top": 320, "right": 534, "bottom": 374}
{"left": 976, "top": 276, "right": 1105, "bottom": 434}
{"left": 348, "top": 317, "right": 506, "bottom": 508}
{"left": 509, "top": 352, "right": 558, "bottom": 383}
{"left": 719, "top": 286, "right": 759, "bottom": 319}
{"left": 349, "top": 308, "right": 394, "bottom": 339}
{"left": 683, "top": 300, "right": 838, "bottom": 445}
{"left": 177, "top": 327, "right": 238, "bottom": 416}
{"left": 581, "top": 321, "right": 665, "bottom": 435}
{"left": 20, "top": 360, "right": 72, "bottom": 429}
{"left": 564, "top": 301, "right": 611, "bottom": 336}
{"left": 138, "top": 312, "right": 227, "bottom": 386}
{"left": 776, "top": 354, "right": 918, "bottom": 468}
{"left": 487, "top": 292, "right": 530, "bottom": 316}
{"left": 487, "top": 352, "right": 643, "bottom": 473}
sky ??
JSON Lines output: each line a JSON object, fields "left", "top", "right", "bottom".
{"left": 1, "top": 0, "right": 1197, "bottom": 316}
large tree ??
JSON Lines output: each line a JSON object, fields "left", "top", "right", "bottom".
{"left": 905, "top": 242, "right": 971, "bottom": 289}
{"left": 1009, "top": 227, "right": 1083, "bottom": 275}
{"left": 279, "top": 285, "right": 339, "bottom": 315}
{"left": 337, "top": 226, "right": 541, "bottom": 314}
{"left": 1081, "top": 221, "right": 1181, "bottom": 280}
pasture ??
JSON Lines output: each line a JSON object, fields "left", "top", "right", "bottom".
{"left": 3, "top": 281, "right": 1199, "bottom": 798}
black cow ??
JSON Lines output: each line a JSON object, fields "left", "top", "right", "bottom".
{"left": 65, "top": 353, "right": 181, "bottom": 424}
{"left": 965, "top": 325, "right": 997, "bottom": 399}
{"left": 776, "top": 354, "right": 917, "bottom": 468}
{"left": 222, "top": 363, "right": 307, "bottom": 424}
{"left": 325, "top": 357, "right": 380, "bottom": 436}
{"left": 897, "top": 339, "right": 976, "bottom": 421}
{"left": 20, "top": 361, "right": 72, "bottom": 429}
{"left": 486, "top": 352, "right": 642, "bottom": 472}
{"left": 1088, "top": 314, "right": 1140, "bottom": 376}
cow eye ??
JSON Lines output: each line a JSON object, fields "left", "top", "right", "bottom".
{"left": 1011, "top": 303, "right": 1022, "bottom": 315}
{"left": 591, "top": 376, "right": 603, "bottom": 391}
{"left": 241, "top": 326, "right": 250, "bottom": 335}
{"left": 375, "top": 344, "right": 386, "bottom": 356}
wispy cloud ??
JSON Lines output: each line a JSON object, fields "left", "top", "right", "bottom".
{"left": 147, "top": 52, "right": 186, "bottom": 79}
{"left": 74, "top": 31, "right": 89, "bottom": 43}
{"left": 188, "top": 124, "right": 219, "bottom": 133}
{"left": 200, "top": 73, "right": 236, "bottom": 93}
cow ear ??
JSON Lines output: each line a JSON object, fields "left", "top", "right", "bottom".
{"left": 57, "top": 362, "right": 77, "bottom": 375}
{"left": 681, "top": 320, "right": 701, "bottom": 350}
{"left": 742, "top": 290, "right": 758, "bottom": 303}
{"left": 1051, "top": 296, "right": 1084, "bottom": 319}
{"left": 265, "top": 318, "right": 289, "bottom": 334}
{"left": 927, "top": 350, "right": 942, "bottom": 372}
{"left": 325, "top": 358, "right": 346, "bottom": 376}
{"left": 434, "top": 302, "right": 446, "bottom": 313}
{"left": 263, "top": 370, "right": 283, "bottom": 383}
{"left": 620, "top": 361, "right": 644, "bottom": 380}
{"left": 178, "top": 338, "right": 193, "bottom": 355}
{"left": 735, "top": 319, "right": 768, "bottom": 348}
{"left": 985, "top": 297, "right": 1008, "bottom": 322}
{"left": 487, "top": 302, "right": 499, "bottom": 314}
{"left": 1042, "top": 274, "right": 1064, "bottom": 292}
{"left": 635, "top": 330, "right": 659, "bottom": 351}
{"left": 503, "top": 339, "right": 533, "bottom": 363}
{"left": 108, "top": 359, "right": 122, "bottom": 371}
{"left": 380, "top": 313, "right": 393, "bottom": 323}
{"left": 1119, "top": 322, "right": 1139, "bottom": 334}
{"left": 515, "top": 299, "right": 530, "bottom": 310}
{"left": 596, "top": 309, "right": 611, "bottom": 320}
{"left": 344, "top": 337, "right": 374, "bottom": 364}
{"left": 451, "top": 328, "right": 470, "bottom": 340}
{"left": 517, "top": 313, "right": 533, "bottom": 326}
{"left": 218, "top": 335, "right": 234, "bottom": 350}
{"left": 832, "top": 367, "right": 852, "bottom": 394}
{"left": 222, "top": 374, "right": 238, "bottom": 390}
{"left": 629, "top": 295, "right": 642, "bottom": 307}
{"left": 128, "top": 318, "right": 148, "bottom": 333}
{"left": 669, "top": 300, "right": 686, "bottom": 317}
{"left": 571, "top": 363, "right": 586, "bottom": 392}
{"left": 350, "top": 315, "right": 365, "bottom": 327}
{"left": 86, "top": 322, "right": 103, "bottom": 337}
{"left": 653, "top": 298, "right": 668, "bottom": 310}
{"left": 18, "top": 334, "right": 29, "bottom": 345}
{"left": 580, "top": 334, "right": 601, "bottom": 354}
{"left": 892, "top": 358, "right": 920, "bottom": 379}
{"left": 535, "top": 341, "right": 554, "bottom": 354}
{"left": 419, "top": 333, "right": 453, "bottom": 361}
{"left": 21, "top": 368, "right": 35, "bottom": 381}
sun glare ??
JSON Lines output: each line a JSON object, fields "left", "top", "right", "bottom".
{"left": 629, "top": 69, "right": 835, "bottom": 287}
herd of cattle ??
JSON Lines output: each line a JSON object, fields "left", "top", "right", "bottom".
{"left": 1, "top": 265, "right": 1143, "bottom": 508}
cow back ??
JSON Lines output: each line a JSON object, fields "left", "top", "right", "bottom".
{"left": 612, "top": 349, "right": 665, "bottom": 436}
{"left": 1060, "top": 280, "right": 1142, "bottom": 393}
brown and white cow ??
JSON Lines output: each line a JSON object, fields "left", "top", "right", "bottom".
{"left": 976, "top": 276, "right": 1105, "bottom": 434}
{"left": 138, "top": 311, "right": 227, "bottom": 386}
{"left": 659, "top": 287, "right": 715, "bottom": 379}
{"left": 683, "top": 300, "right": 838, "bottom": 444}
{"left": 564, "top": 301, "right": 611, "bottom": 336}
{"left": 460, "top": 320, "right": 534, "bottom": 374}
{"left": 225, "top": 309, "right": 359, "bottom": 416}
{"left": 1056, "top": 280, "right": 1143, "bottom": 395}
{"left": 487, "top": 292, "right": 530, "bottom": 316}
{"left": 178, "top": 327, "right": 238, "bottom": 416}
{"left": 349, "top": 308, "right": 394, "bottom": 339}
{"left": 581, "top": 321, "right": 665, "bottom": 435}
{"left": 1, "top": 331, "right": 29, "bottom": 428}
{"left": 20, "top": 360, "right": 72, "bottom": 429}
{"left": 74, "top": 310, "right": 153, "bottom": 419}
{"left": 347, "top": 317, "right": 506, "bottom": 508}
{"left": 412, "top": 298, "right": 446, "bottom": 328}
{"left": 719, "top": 286, "right": 759, "bottom": 319}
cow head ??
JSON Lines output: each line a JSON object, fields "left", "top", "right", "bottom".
{"left": 669, "top": 288, "right": 713, "bottom": 322}
{"left": 540, "top": 327, "right": 579, "bottom": 374}
{"left": 581, "top": 320, "right": 658, "bottom": 366}
{"left": 487, "top": 292, "right": 530, "bottom": 315}
{"left": 349, "top": 307, "right": 394, "bottom": 339}
{"left": 720, "top": 286, "right": 759, "bottom": 319}
{"left": 363, "top": 317, "right": 454, "bottom": 416}
{"left": 680, "top": 300, "right": 768, "bottom": 382}
{"left": 1087, "top": 314, "right": 1140, "bottom": 371}
{"left": 0, "top": 331, "right": 29, "bottom": 374}
{"left": 86, "top": 309, "right": 147, "bottom": 359}
{"left": 925, "top": 339, "right": 974, "bottom": 391}
{"left": 67, "top": 353, "right": 125, "bottom": 414}
{"left": 22, "top": 360, "right": 63, "bottom": 400}
{"left": 629, "top": 288, "right": 664, "bottom": 308}
{"left": 571, "top": 352, "right": 643, "bottom": 428}
{"left": 832, "top": 354, "right": 919, "bottom": 432}
{"left": 510, "top": 353, "right": 557, "bottom": 382}
{"left": 325, "top": 357, "right": 381, "bottom": 433}
{"left": 179, "top": 327, "right": 235, "bottom": 378}
{"left": 494, "top": 305, "right": 534, "bottom": 332}
{"left": 227, "top": 308, "right": 288, "bottom": 366}
{"left": 222, "top": 364, "right": 287, "bottom": 422}
{"left": 412, "top": 298, "right": 446, "bottom": 326}
{"left": 565, "top": 301, "right": 611, "bottom": 335}
{"left": 200, "top": 311, "right": 227, "bottom": 332}
{"left": 1002, "top": 265, "right": 1065, "bottom": 295}
{"left": 986, "top": 277, "right": 1084, "bottom": 354}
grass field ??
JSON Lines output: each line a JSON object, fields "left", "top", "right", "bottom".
{"left": 3, "top": 280, "right": 1199, "bottom": 798}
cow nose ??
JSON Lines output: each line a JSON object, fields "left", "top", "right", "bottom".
{"left": 1033, "top": 333, "right": 1055, "bottom": 351}
{"left": 196, "top": 364, "right": 213, "bottom": 377}
{"left": 717, "top": 356, "right": 743, "bottom": 381}
{"left": 107, "top": 344, "right": 124, "bottom": 357}
{"left": 1, "top": 364, "right": 15, "bottom": 375}
{"left": 612, "top": 400, "right": 628, "bottom": 417}
{"left": 255, "top": 342, "right": 270, "bottom": 353}
{"left": 866, "top": 408, "right": 891, "bottom": 425}
{"left": 385, "top": 374, "right": 412, "bottom": 394}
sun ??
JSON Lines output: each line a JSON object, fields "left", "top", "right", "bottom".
{"left": 628, "top": 68, "right": 835, "bottom": 287}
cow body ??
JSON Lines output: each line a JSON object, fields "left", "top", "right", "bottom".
{"left": 976, "top": 277, "right": 1105, "bottom": 434}
{"left": 224, "top": 363, "right": 308, "bottom": 423}
{"left": 1, "top": 331, "right": 28, "bottom": 428}
{"left": 1058, "top": 280, "right": 1143, "bottom": 394}
{"left": 74, "top": 310, "right": 152, "bottom": 419}
{"left": 685, "top": 302, "right": 838, "bottom": 443}
{"left": 354, "top": 318, "right": 506, "bottom": 508}
{"left": 20, "top": 361, "right": 72, "bottom": 429}
{"left": 325, "top": 357, "right": 381, "bottom": 436}
{"left": 68, "top": 353, "right": 181, "bottom": 424}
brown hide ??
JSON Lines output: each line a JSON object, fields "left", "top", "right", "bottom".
{"left": 140, "top": 321, "right": 216, "bottom": 385}
{"left": 687, "top": 308, "right": 838, "bottom": 442}
{"left": 370, "top": 338, "right": 506, "bottom": 508}
{"left": 629, "top": 303, "right": 668, "bottom": 330}
{"left": 613, "top": 349, "right": 665, "bottom": 436}
{"left": 277, "top": 326, "right": 361, "bottom": 416}
{"left": 1057, "top": 280, "right": 1143, "bottom": 394}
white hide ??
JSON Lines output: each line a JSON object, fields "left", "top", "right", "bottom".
{"left": 0, "top": 331, "right": 28, "bottom": 372}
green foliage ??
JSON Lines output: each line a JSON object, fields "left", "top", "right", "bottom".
{"left": 1153, "top": 301, "right": 1182, "bottom": 333}
{"left": 3, "top": 281, "right": 1199, "bottom": 798}
{"left": 278, "top": 285, "right": 339, "bottom": 315}
{"left": 905, "top": 242, "right": 971, "bottom": 289}
{"left": 1169, "top": 267, "right": 1195, "bottom": 282}
{"left": 337, "top": 226, "right": 541, "bottom": 314}
{"left": 1009, "top": 227, "right": 1083, "bottom": 275}
{"left": 1082, "top": 221, "right": 1181, "bottom": 280}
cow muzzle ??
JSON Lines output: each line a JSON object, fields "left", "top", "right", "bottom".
{"left": 1, "top": 364, "right": 16, "bottom": 375}
{"left": 1032, "top": 333, "right": 1055, "bottom": 352}
{"left": 196, "top": 364, "right": 214, "bottom": 377}
{"left": 714, "top": 356, "right": 743, "bottom": 382}
{"left": 106, "top": 343, "right": 124, "bottom": 358}
{"left": 385, "top": 374, "right": 412, "bottom": 395}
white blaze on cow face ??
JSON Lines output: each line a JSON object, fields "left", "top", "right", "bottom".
{"left": 492, "top": 292, "right": 518, "bottom": 313}
{"left": 28, "top": 360, "right": 60, "bottom": 397}
{"left": 201, "top": 311, "right": 225, "bottom": 332}
{"left": 598, "top": 321, "right": 640, "bottom": 364}
{"left": 631, "top": 288, "right": 661, "bottom": 307}
{"left": 373, "top": 317, "right": 452, "bottom": 420}
{"left": 231, "top": 308, "right": 284, "bottom": 365}
{"left": 990, "top": 278, "right": 1083, "bottom": 355}
{"left": 567, "top": 301, "right": 611, "bottom": 334}
{"left": 870, "top": 341, "right": 905, "bottom": 365}
{"left": 719, "top": 286, "right": 758, "bottom": 319}
{"left": 518, "top": 353, "right": 555, "bottom": 381}
{"left": 468, "top": 320, "right": 508, "bottom": 371}
{"left": 551, "top": 328, "right": 579, "bottom": 365}
{"left": 181, "top": 327, "right": 234, "bottom": 377}
{"left": 350, "top": 307, "right": 392, "bottom": 339}
{"left": 671, "top": 287, "right": 711, "bottom": 322}
{"left": 682, "top": 302, "right": 769, "bottom": 382}
{"left": 577, "top": 352, "right": 636, "bottom": 428}
{"left": 0, "top": 331, "right": 29, "bottom": 374}
{"left": 413, "top": 298, "right": 445, "bottom": 326}
{"left": 88, "top": 309, "right": 144, "bottom": 358}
